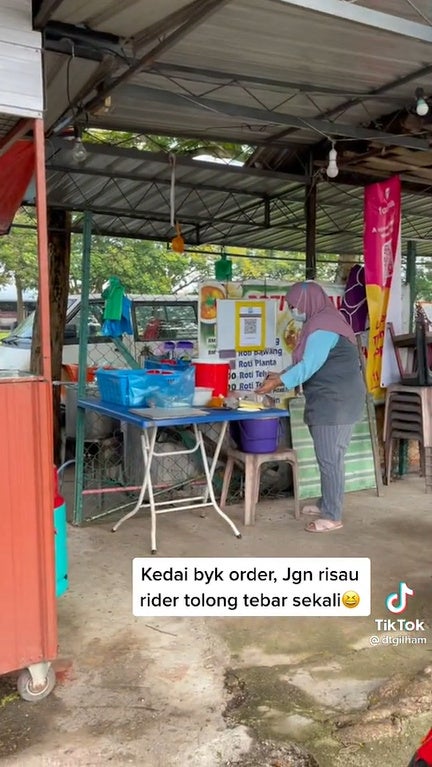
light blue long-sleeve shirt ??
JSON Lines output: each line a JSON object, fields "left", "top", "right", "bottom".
{"left": 280, "top": 330, "right": 339, "bottom": 390}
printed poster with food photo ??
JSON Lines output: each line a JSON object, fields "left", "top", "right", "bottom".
{"left": 198, "top": 280, "right": 345, "bottom": 396}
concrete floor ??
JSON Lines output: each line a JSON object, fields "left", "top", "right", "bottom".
{"left": 1, "top": 475, "right": 432, "bottom": 767}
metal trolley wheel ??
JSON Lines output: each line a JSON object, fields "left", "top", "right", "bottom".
{"left": 17, "top": 665, "right": 56, "bottom": 702}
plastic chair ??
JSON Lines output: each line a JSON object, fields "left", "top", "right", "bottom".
{"left": 388, "top": 322, "right": 432, "bottom": 386}
{"left": 220, "top": 446, "right": 300, "bottom": 525}
{"left": 384, "top": 384, "right": 432, "bottom": 492}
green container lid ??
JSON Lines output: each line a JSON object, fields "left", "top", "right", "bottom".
{"left": 215, "top": 253, "right": 232, "bottom": 281}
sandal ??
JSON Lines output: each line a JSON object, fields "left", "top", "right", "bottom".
{"left": 305, "top": 518, "right": 343, "bottom": 533}
{"left": 301, "top": 504, "right": 320, "bottom": 516}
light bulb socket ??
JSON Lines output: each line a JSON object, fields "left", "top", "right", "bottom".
{"left": 71, "top": 137, "right": 87, "bottom": 163}
{"left": 326, "top": 164, "right": 339, "bottom": 179}
{"left": 326, "top": 142, "right": 338, "bottom": 178}
{"left": 415, "top": 88, "right": 429, "bottom": 116}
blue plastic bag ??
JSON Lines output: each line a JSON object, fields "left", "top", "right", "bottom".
{"left": 102, "top": 296, "right": 133, "bottom": 338}
{"left": 146, "top": 366, "right": 195, "bottom": 408}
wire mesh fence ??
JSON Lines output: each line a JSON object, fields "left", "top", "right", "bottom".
{"left": 61, "top": 336, "right": 295, "bottom": 524}
{"left": 58, "top": 234, "right": 296, "bottom": 523}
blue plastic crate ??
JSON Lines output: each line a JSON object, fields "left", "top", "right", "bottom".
{"left": 96, "top": 366, "right": 196, "bottom": 409}
{"left": 96, "top": 368, "right": 150, "bottom": 408}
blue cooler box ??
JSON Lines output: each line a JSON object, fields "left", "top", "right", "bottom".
{"left": 54, "top": 501, "right": 68, "bottom": 598}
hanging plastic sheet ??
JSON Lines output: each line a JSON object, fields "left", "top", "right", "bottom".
{"left": 340, "top": 264, "right": 368, "bottom": 334}
{"left": 102, "top": 276, "right": 124, "bottom": 321}
{"left": 407, "top": 726, "right": 432, "bottom": 765}
{"left": 0, "top": 140, "right": 35, "bottom": 235}
{"left": 102, "top": 278, "right": 133, "bottom": 337}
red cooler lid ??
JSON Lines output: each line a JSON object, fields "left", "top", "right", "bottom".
{"left": 53, "top": 466, "right": 64, "bottom": 508}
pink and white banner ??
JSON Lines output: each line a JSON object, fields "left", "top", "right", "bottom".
{"left": 363, "top": 176, "right": 402, "bottom": 397}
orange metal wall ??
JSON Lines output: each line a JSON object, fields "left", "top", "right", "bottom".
{"left": 0, "top": 379, "right": 57, "bottom": 674}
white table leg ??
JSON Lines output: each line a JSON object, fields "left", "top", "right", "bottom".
{"left": 145, "top": 431, "right": 159, "bottom": 555}
{"left": 112, "top": 420, "right": 241, "bottom": 547}
{"left": 202, "top": 421, "right": 228, "bottom": 505}
{"left": 111, "top": 426, "right": 158, "bottom": 533}
{"left": 195, "top": 424, "right": 241, "bottom": 538}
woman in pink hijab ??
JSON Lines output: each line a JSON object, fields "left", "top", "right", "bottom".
{"left": 257, "top": 281, "right": 365, "bottom": 533}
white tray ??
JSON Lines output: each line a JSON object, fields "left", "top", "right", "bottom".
{"left": 129, "top": 407, "right": 209, "bottom": 419}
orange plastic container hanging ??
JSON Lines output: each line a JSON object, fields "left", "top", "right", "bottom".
{"left": 171, "top": 222, "right": 184, "bottom": 253}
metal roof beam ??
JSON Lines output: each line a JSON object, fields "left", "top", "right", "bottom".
{"left": 146, "top": 63, "right": 406, "bottom": 101}
{"left": 194, "top": 101, "right": 428, "bottom": 150}
{"left": 273, "top": 0, "right": 432, "bottom": 43}
{"left": 46, "top": 163, "right": 280, "bottom": 199}
{"left": 132, "top": 0, "right": 217, "bottom": 51}
{"left": 80, "top": 0, "right": 232, "bottom": 118}
{"left": 66, "top": 221, "right": 250, "bottom": 245}
{"left": 86, "top": 0, "right": 144, "bottom": 30}
{"left": 0, "top": 119, "right": 33, "bottom": 157}
{"left": 33, "top": 0, "right": 66, "bottom": 28}
{"left": 47, "top": 201, "right": 272, "bottom": 230}
{"left": 47, "top": 138, "right": 309, "bottom": 184}
{"left": 82, "top": 113, "right": 311, "bottom": 148}
{"left": 122, "top": 85, "right": 429, "bottom": 150}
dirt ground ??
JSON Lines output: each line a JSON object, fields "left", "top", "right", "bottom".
{"left": 1, "top": 473, "right": 431, "bottom": 767}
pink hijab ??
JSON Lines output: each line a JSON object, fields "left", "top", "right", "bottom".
{"left": 286, "top": 281, "right": 356, "bottom": 364}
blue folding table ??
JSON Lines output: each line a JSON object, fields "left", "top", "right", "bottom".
{"left": 78, "top": 398, "right": 288, "bottom": 554}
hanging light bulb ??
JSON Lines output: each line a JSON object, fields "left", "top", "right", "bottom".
{"left": 326, "top": 142, "right": 339, "bottom": 179}
{"left": 71, "top": 136, "right": 87, "bottom": 163}
{"left": 415, "top": 87, "right": 429, "bottom": 116}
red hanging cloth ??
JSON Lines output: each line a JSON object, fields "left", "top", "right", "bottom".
{"left": 0, "top": 140, "right": 34, "bottom": 234}
{"left": 409, "top": 728, "right": 432, "bottom": 765}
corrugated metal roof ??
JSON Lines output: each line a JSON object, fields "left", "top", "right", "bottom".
{"left": 38, "top": 0, "right": 432, "bottom": 159}
{"left": 44, "top": 138, "right": 308, "bottom": 248}
{"left": 43, "top": 52, "right": 107, "bottom": 131}
{"left": 23, "top": 0, "right": 432, "bottom": 259}
{"left": 37, "top": 0, "right": 189, "bottom": 37}
{"left": 43, "top": 138, "right": 432, "bottom": 256}
{"left": 0, "top": 113, "right": 21, "bottom": 141}
{"left": 358, "top": 0, "right": 431, "bottom": 24}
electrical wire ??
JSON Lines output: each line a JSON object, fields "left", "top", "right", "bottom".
{"left": 404, "top": 0, "right": 432, "bottom": 26}
{"left": 169, "top": 153, "right": 176, "bottom": 228}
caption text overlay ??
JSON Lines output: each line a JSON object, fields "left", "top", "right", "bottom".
{"left": 132, "top": 557, "right": 371, "bottom": 617}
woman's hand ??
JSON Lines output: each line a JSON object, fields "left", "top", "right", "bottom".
{"left": 255, "top": 372, "right": 282, "bottom": 394}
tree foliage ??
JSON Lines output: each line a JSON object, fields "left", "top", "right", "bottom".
{"left": 0, "top": 213, "right": 38, "bottom": 288}
{"left": 69, "top": 234, "right": 215, "bottom": 294}
{"left": 414, "top": 263, "right": 432, "bottom": 302}
{"left": 0, "top": 211, "right": 345, "bottom": 304}
{"left": 84, "top": 129, "right": 252, "bottom": 164}
{"left": 228, "top": 246, "right": 337, "bottom": 283}
{"left": 0, "top": 211, "right": 38, "bottom": 319}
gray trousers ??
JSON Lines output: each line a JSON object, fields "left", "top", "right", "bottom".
{"left": 308, "top": 424, "right": 354, "bottom": 522}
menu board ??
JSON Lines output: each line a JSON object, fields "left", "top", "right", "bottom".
{"left": 198, "top": 280, "right": 345, "bottom": 403}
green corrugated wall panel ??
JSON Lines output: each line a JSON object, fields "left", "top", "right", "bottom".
{"left": 289, "top": 396, "right": 376, "bottom": 500}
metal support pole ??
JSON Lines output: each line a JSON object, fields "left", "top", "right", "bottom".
{"left": 305, "top": 173, "right": 317, "bottom": 280}
{"left": 398, "top": 241, "right": 417, "bottom": 476}
{"left": 34, "top": 119, "right": 52, "bottom": 382}
{"left": 73, "top": 211, "right": 92, "bottom": 524}
{"left": 406, "top": 240, "right": 417, "bottom": 333}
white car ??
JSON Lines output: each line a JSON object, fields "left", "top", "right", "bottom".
{"left": 0, "top": 295, "right": 199, "bottom": 372}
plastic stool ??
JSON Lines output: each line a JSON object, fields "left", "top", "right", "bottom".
{"left": 220, "top": 446, "right": 300, "bottom": 525}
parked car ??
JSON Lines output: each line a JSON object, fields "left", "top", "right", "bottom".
{"left": 0, "top": 284, "right": 37, "bottom": 330}
{"left": 0, "top": 294, "right": 199, "bottom": 371}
